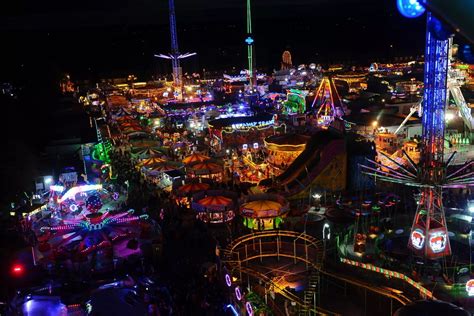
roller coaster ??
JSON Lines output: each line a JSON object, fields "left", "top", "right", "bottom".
{"left": 222, "top": 231, "right": 416, "bottom": 315}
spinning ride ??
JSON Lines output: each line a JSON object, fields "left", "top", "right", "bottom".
{"left": 362, "top": 6, "right": 474, "bottom": 259}
{"left": 192, "top": 190, "right": 238, "bottom": 224}
{"left": 311, "top": 78, "right": 345, "bottom": 129}
{"left": 240, "top": 194, "right": 289, "bottom": 230}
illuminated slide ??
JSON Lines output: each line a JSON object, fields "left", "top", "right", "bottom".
{"left": 261, "top": 130, "right": 346, "bottom": 199}
{"left": 449, "top": 76, "right": 474, "bottom": 130}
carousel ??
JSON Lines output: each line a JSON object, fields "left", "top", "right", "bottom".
{"left": 240, "top": 194, "right": 290, "bottom": 230}
{"left": 173, "top": 178, "right": 213, "bottom": 208}
{"left": 26, "top": 183, "right": 158, "bottom": 271}
{"left": 191, "top": 190, "right": 238, "bottom": 224}
{"left": 186, "top": 160, "right": 224, "bottom": 181}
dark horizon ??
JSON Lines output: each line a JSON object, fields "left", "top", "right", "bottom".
{"left": 1, "top": 0, "right": 428, "bottom": 82}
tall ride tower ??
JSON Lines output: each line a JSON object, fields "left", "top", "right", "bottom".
{"left": 407, "top": 13, "right": 451, "bottom": 258}
{"left": 362, "top": 2, "right": 474, "bottom": 259}
{"left": 155, "top": 0, "right": 196, "bottom": 99}
{"left": 245, "top": 0, "right": 256, "bottom": 90}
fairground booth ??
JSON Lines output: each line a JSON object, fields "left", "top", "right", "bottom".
{"left": 192, "top": 190, "right": 238, "bottom": 224}
{"left": 240, "top": 194, "right": 290, "bottom": 230}
{"left": 208, "top": 113, "right": 281, "bottom": 151}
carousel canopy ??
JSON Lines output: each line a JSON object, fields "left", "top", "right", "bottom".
{"left": 189, "top": 161, "right": 223, "bottom": 172}
{"left": 146, "top": 162, "right": 183, "bottom": 173}
{"left": 132, "top": 147, "right": 164, "bottom": 158}
{"left": 138, "top": 156, "right": 166, "bottom": 167}
{"left": 178, "top": 182, "right": 210, "bottom": 194}
{"left": 198, "top": 195, "right": 232, "bottom": 207}
{"left": 120, "top": 122, "right": 141, "bottom": 128}
{"left": 240, "top": 200, "right": 284, "bottom": 218}
{"left": 182, "top": 153, "right": 210, "bottom": 164}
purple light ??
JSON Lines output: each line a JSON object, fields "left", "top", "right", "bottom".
{"left": 225, "top": 274, "right": 232, "bottom": 287}
{"left": 235, "top": 287, "right": 242, "bottom": 301}
{"left": 245, "top": 302, "right": 253, "bottom": 316}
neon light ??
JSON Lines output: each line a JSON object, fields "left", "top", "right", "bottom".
{"left": 59, "top": 184, "right": 103, "bottom": 202}
{"left": 340, "top": 257, "right": 434, "bottom": 299}
{"left": 245, "top": 302, "right": 253, "bottom": 316}
{"left": 410, "top": 228, "right": 425, "bottom": 250}
{"left": 69, "top": 204, "right": 78, "bottom": 212}
{"left": 466, "top": 279, "right": 474, "bottom": 296}
{"left": 225, "top": 274, "right": 232, "bottom": 287}
{"left": 226, "top": 304, "right": 239, "bottom": 316}
{"left": 245, "top": 36, "right": 254, "bottom": 45}
{"left": 397, "top": 0, "right": 425, "bottom": 18}
{"left": 235, "top": 286, "right": 242, "bottom": 301}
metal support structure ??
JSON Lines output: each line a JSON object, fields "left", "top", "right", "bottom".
{"left": 361, "top": 12, "right": 474, "bottom": 259}
{"left": 408, "top": 13, "right": 451, "bottom": 258}
{"left": 245, "top": 0, "right": 256, "bottom": 90}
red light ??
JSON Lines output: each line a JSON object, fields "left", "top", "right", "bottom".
{"left": 12, "top": 264, "right": 24, "bottom": 276}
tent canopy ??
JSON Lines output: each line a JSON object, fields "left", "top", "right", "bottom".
{"left": 197, "top": 195, "right": 232, "bottom": 207}
{"left": 182, "top": 153, "right": 210, "bottom": 164}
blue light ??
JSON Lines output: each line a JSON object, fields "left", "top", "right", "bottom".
{"left": 245, "top": 36, "right": 254, "bottom": 45}
{"left": 397, "top": 0, "right": 425, "bottom": 18}
{"left": 226, "top": 304, "right": 238, "bottom": 316}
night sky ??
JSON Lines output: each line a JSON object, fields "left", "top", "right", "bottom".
{"left": 0, "top": 0, "right": 427, "bottom": 204}
{"left": 0, "top": 0, "right": 427, "bottom": 80}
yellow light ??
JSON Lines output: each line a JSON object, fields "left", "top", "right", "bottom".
{"left": 372, "top": 121, "right": 378, "bottom": 127}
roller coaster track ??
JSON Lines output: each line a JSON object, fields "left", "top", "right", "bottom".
{"left": 223, "top": 230, "right": 412, "bottom": 314}
{"left": 318, "top": 269, "right": 412, "bottom": 306}
{"left": 236, "top": 266, "right": 338, "bottom": 316}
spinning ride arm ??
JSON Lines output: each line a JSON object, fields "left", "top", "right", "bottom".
{"left": 394, "top": 102, "right": 422, "bottom": 135}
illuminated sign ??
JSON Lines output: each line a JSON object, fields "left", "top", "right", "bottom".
{"left": 429, "top": 231, "right": 447, "bottom": 253}
{"left": 410, "top": 228, "right": 425, "bottom": 250}
{"left": 231, "top": 119, "right": 274, "bottom": 130}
